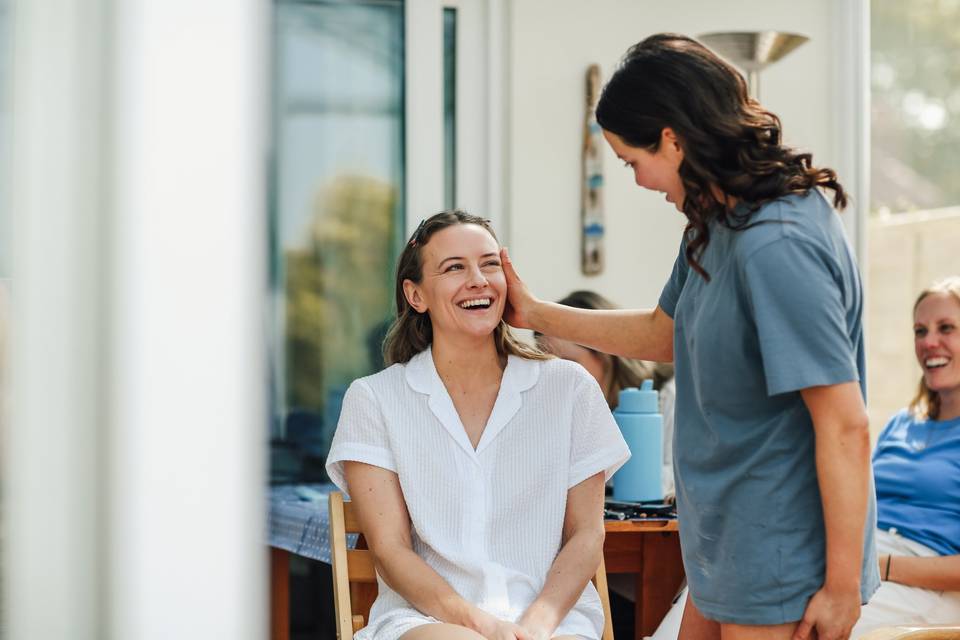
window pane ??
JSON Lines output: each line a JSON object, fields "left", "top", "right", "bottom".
{"left": 866, "top": 0, "right": 960, "bottom": 436}
{"left": 270, "top": 0, "right": 404, "bottom": 483}
{"left": 871, "top": 0, "right": 960, "bottom": 214}
{"left": 0, "top": 0, "right": 9, "bottom": 277}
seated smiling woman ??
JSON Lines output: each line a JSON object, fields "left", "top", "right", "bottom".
{"left": 326, "top": 210, "right": 630, "bottom": 640}
{"left": 853, "top": 276, "right": 960, "bottom": 633}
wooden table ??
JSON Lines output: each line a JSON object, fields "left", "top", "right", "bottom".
{"left": 603, "top": 520, "right": 684, "bottom": 638}
{"left": 270, "top": 519, "right": 684, "bottom": 640}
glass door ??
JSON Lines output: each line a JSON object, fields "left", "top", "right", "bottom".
{"left": 270, "top": 0, "right": 405, "bottom": 483}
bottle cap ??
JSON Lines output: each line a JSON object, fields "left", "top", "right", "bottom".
{"left": 616, "top": 379, "right": 659, "bottom": 413}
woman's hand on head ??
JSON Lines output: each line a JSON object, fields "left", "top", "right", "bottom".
{"left": 499, "top": 247, "right": 539, "bottom": 329}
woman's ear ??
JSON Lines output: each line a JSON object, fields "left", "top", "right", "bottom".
{"left": 661, "top": 127, "right": 684, "bottom": 164}
{"left": 402, "top": 279, "right": 427, "bottom": 313}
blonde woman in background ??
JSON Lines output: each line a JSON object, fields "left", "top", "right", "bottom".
{"left": 853, "top": 276, "right": 960, "bottom": 633}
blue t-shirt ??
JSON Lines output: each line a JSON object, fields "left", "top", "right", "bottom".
{"left": 659, "top": 190, "right": 880, "bottom": 624}
{"left": 873, "top": 408, "right": 960, "bottom": 556}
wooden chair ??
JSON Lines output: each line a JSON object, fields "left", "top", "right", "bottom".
{"left": 329, "top": 491, "right": 616, "bottom": 640}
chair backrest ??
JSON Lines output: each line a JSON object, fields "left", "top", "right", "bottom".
{"left": 328, "top": 491, "right": 615, "bottom": 640}
{"left": 329, "top": 491, "right": 377, "bottom": 640}
{"left": 595, "top": 553, "right": 615, "bottom": 640}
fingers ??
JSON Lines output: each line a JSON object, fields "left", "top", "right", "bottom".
{"left": 793, "top": 617, "right": 848, "bottom": 640}
{"left": 792, "top": 617, "right": 814, "bottom": 640}
{"left": 486, "top": 619, "right": 527, "bottom": 640}
{"left": 499, "top": 247, "right": 517, "bottom": 282}
{"left": 499, "top": 247, "right": 538, "bottom": 330}
{"left": 511, "top": 620, "right": 542, "bottom": 640}
{"left": 822, "top": 624, "right": 855, "bottom": 640}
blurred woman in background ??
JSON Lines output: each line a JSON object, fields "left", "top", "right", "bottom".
{"left": 536, "top": 290, "right": 675, "bottom": 497}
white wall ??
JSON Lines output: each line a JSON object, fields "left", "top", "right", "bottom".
{"left": 506, "top": 0, "right": 847, "bottom": 310}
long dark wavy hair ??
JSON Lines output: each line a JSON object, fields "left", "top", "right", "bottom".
{"left": 382, "top": 210, "right": 551, "bottom": 365}
{"left": 595, "top": 33, "right": 847, "bottom": 280}
{"left": 909, "top": 276, "right": 960, "bottom": 421}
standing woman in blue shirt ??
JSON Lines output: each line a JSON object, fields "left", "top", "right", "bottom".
{"left": 501, "top": 34, "right": 878, "bottom": 640}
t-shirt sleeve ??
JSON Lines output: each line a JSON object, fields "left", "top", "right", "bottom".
{"left": 325, "top": 379, "right": 397, "bottom": 494}
{"left": 872, "top": 409, "right": 907, "bottom": 463}
{"left": 742, "top": 237, "right": 859, "bottom": 396}
{"left": 567, "top": 372, "right": 631, "bottom": 488}
{"left": 658, "top": 237, "right": 689, "bottom": 319}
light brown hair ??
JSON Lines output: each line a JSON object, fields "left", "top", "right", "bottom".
{"left": 382, "top": 210, "right": 550, "bottom": 365}
{"left": 909, "top": 276, "right": 960, "bottom": 420}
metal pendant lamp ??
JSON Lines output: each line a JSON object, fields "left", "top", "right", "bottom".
{"left": 698, "top": 31, "right": 809, "bottom": 100}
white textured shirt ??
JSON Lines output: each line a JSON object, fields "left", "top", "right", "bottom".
{"left": 326, "top": 347, "right": 630, "bottom": 640}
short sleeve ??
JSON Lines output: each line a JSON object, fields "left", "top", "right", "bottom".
{"left": 325, "top": 379, "right": 397, "bottom": 493}
{"left": 742, "top": 238, "right": 859, "bottom": 396}
{"left": 567, "top": 373, "right": 631, "bottom": 488}
{"left": 658, "top": 237, "right": 689, "bottom": 319}
{"left": 871, "top": 409, "right": 907, "bottom": 463}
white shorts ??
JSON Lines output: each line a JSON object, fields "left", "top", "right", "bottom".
{"left": 851, "top": 529, "right": 960, "bottom": 636}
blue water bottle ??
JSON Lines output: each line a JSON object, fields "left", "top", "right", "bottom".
{"left": 612, "top": 379, "right": 663, "bottom": 502}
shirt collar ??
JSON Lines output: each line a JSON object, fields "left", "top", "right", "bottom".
{"left": 403, "top": 345, "right": 541, "bottom": 457}
{"left": 404, "top": 345, "right": 540, "bottom": 395}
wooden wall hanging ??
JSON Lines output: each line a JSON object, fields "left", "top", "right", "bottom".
{"left": 581, "top": 64, "right": 604, "bottom": 275}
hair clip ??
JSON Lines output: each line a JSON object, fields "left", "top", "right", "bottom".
{"left": 409, "top": 218, "right": 427, "bottom": 246}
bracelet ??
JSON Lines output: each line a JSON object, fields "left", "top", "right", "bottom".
{"left": 884, "top": 554, "right": 892, "bottom": 581}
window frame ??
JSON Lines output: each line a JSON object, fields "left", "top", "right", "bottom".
{"left": 406, "top": 0, "right": 507, "bottom": 239}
